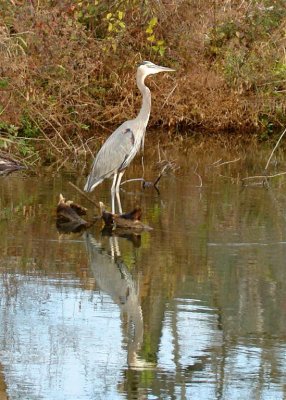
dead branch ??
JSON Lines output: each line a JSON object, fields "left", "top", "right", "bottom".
{"left": 209, "top": 158, "right": 222, "bottom": 166}
{"left": 193, "top": 162, "right": 202, "bottom": 187}
{"left": 242, "top": 171, "right": 286, "bottom": 181}
{"left": 213, "top": 157, "right": 241, "bottom": 167}
{"left": 265, "top": 127, "right": 286, "bottom": 170}
{"left": 120, "top": 160, "right": 177, "bottom": 192}
{"left": 68, "top": 181, "right": 100, "bottom": 209}
{"left": 120, "top": 178, "right": 145, "bottom": 186}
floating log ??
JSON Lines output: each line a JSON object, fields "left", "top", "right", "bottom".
{"left": 99, "top": 202, "right": 152, "bottom": 231}
{"left": 0, "top": 152, "right": 24, "bottom": 175}
{"left": 56, "top": 194, "right": 92, "bottom": 233}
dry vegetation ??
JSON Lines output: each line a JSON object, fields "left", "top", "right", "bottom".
{"left": 0, "top": 0, "right": 286, "bottom": 165}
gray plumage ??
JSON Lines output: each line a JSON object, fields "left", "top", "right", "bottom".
{"left": 84, "top": 120, "right": 145, "bottom": 192}
{"left": 84, "top": 61, "right": 175, "bottom": 212}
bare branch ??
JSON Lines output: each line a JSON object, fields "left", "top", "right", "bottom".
{"left": 265, "top": 127, "right": 286, "bottom": 170}
{"left": 213, "top": 157, "right": 241, "bottom": 167}
{"left": 242, "top": 171, "right": 286, "bottom": 180}
{"left": 120, "top": 178, "right": 145, "bottom": 186}
{"left": 68, "top": 181, "right": 100, "bottom": 209}
{"left": 193, "top": 163, "right": 202, "bottom": 187}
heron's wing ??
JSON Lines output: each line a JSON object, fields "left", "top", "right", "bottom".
{"left": 85, "top": 122, "right": 140, "bottom": 190}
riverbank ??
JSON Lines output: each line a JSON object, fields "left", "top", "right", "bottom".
{"left": 1, "top": 1, "right": 286, "bottom": 166}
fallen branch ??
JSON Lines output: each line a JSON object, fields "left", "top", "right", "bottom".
{"left": 242, "top": 171, "right": 286, "bottom": 180}
{"left": 68, "top": 181, "right": 100, "bottom": 209}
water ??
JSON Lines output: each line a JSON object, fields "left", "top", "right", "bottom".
{"left": 1, "top": 150, "right": 286, "bottom": 400}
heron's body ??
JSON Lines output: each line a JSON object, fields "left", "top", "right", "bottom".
{"left": 84, "top": 118, "right": 146, "bottom": 192}
{"left": 84, "top": 61, "right": 174, "bottom": 212}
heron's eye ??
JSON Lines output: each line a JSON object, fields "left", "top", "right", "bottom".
{"left": 138, "top": 61, "right": 151, "bottom": 67}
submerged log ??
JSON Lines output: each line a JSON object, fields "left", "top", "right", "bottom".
{"left": 99, "top": 202, "right": 152, "bottom": 231}
{"left": 56, "top": 194, "right": 92, "bottom": 233}
{"left": 0, "top": 152, "right": 24, "bottom": 175}
{"left": 56, "top": 195, "right": 152, "bottom": 233}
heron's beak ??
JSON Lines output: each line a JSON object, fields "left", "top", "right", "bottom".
{"left": 156, "top": 65, "right": 175, "bottom": 72}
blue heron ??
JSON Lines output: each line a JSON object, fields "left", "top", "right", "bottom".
{"left": 84, "top": 61, "right": 175, "bottom": 213}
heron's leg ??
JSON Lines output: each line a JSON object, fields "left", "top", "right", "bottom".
{"left": 116, "top": 192, "right": 122, "bottom": 214}
{"left": 115, "top": 171, "right": 125, "bottom": 214}
{"left": 115, "top": 171, "right": 125, "bottom": 191}
{"left": 111, "top": 173, "right": 118, "bottom": 214}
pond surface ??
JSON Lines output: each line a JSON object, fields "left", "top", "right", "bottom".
{"left": 1, "top": 147, "right": 286, "bottom": 400}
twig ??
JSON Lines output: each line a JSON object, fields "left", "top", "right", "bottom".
{"left": 0, "top": 94, "right": 12, "bottom": 116}
{"left": 153, "top": 165, "right": 168, "bottom": 188}
{"left": 213, "top": 157, "right": 241, "bottom": 167}
{"left": 141, "top": 155, "right": 145, "bottom": 178}
{"left": 209, "top": 158, "right": 222, "bottom": 166}
{"left": 193, "top": 163, "right": 203, "bottom": 187}
{"left": 120, "top": 178, "right": 145, "bottom": 186}
{"left": 160, "top": 84, "right": 178, "bottom": 110}
{"left": 157, "top": 142, "right": 161, "bottom": 163}
{"left": 242, "top": 171, "right": 286, "bottom": 180}
{"left": 68, "top": 181, "right": 100, "bottom": 209}
{"left": 265, "top": 127, "right": 286, "bottom": 170}
{"left": 57, "top": 157, "right": 70, "bottom": 172}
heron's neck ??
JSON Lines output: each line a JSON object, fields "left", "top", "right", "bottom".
{"left": 135, "top": 74, "right": 151, "bottom": 127}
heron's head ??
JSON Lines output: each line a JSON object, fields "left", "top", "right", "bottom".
{"left": 137, "top": 61, "right": 175, "bottom": 79}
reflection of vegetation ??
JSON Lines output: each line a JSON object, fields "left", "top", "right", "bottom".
{"left": 0, "top": 363, "right": 8, "bottom": 399}
{"left": 1, "top": 164, "right": 286, "bottom": 397}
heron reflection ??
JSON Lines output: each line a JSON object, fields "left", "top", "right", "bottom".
{"left": 84, "top": 231, "right": 152, "bottom": 369}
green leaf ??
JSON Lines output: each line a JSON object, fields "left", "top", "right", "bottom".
{"left": 118, "top": 10, "right": 124, "bottom": 20}
{"left": 149, "top": 17, "right": 158, "bottom": 28}
{"left": 106, "top": 12, "right": 112, "bottom": 20}
{"left": 0, "top": 79, "right": 9, "bottom": 89}
{"left": 147, "top": 35, "right": 155, "bottom": 42}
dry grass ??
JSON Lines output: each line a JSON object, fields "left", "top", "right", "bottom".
{"left": 0, "top": 0, "right": 286, "bottom": 164}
